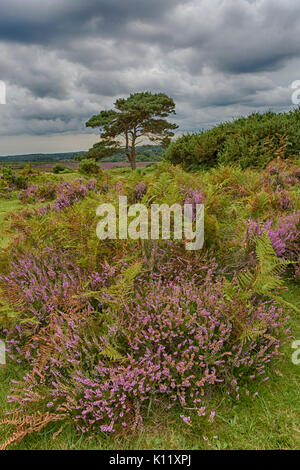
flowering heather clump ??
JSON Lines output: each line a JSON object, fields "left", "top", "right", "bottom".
{"left": 244, "top": 211, "right": 300, "bottom": 278}
{"left": 264, "top": 160, "right": 300, "bottom": 189}
{"left": 134, "top": 181, "right": 147, "bottom": 202}
{"left": 0, "top": 247, "right": 87, "bottom": 362}
{"left": 17, "top": 178, "right": 100, "bottom": 214}
{"left": 3, "top": 259, "right": 288, "bottom": 436}
{"left": 52, "top": 179, "right": 99, "bottom": 212}
{"left": 245, "top": 211, "right": 300, "bottom": 258}
{"left": 18, "top": 182, "right": 56, "bottom": 203}
{"left": 18, "top": 184, "right": 39, "bottom": 203}
{"left": 273, "top": 188, "right": 295, "bottom": 211}
{"left": 182, "top": 186, "right": 206, "bottom": 219}
{"left": 0, "top": 185, "right": 14, "bottom": 199}
{"left": 137, "top": 241, "right": 220, "bottom": 284}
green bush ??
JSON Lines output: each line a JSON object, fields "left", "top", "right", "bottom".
{"left": 78, "top": 158, "right": 102, "bottom": 176}
{"left": 1, "top": 166, "right": 27, "bottom": 189}
{"left": 1, "top": 166, "right": 15, "bottom": 184}
{"left": 166, "top": 109, "right": 300, "bottom": 170}
{"left": 52, "top": 164, "right": 66, "bottom": 174}
{"left": 21, "top": 164, "right": 35, "bottom": 176}
{"left": 14, "top": 174, "right": 28, "bottom": 189}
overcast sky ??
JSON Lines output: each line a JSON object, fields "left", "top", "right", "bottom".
{"left": 0, "top": 0, "right": 299, "bottom": 155}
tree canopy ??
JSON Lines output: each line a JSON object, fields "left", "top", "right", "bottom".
{"left": 85, "top": 92, "right": 178, "bottom": 169}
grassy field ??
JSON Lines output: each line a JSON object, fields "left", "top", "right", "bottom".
{"left": 0, "top": 199, "right": 21, "bottom": 249}
{"left": 0, "top": 161, "right": 299, "bottom": 450}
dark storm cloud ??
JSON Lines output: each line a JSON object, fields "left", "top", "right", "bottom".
{"left": 0, "top": 0, "right": 186, "bottom": 44}
{"left": 0, "top": 0, "right": 299, "bottom": 146}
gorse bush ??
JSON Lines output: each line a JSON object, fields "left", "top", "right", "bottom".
{"left": 1, "top": 167, "right": 15, "bottom": 185}
{"left": 79, "top": 158, "right": 103, "bottom": 176}
{"left": 52, "top": 163, "right": 70, "bottom": 174}
{"left": 166, "top": 109, "right": 300, "bottom": 170}
{"left": 1, "top": 166, "right": 28, "bottom": 190}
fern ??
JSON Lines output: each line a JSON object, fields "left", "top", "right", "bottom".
{"left": 82, "top": 262, "right": 143, "bottom": 318}
{"left": 240, "top": 320, "right": 267, "bottom": 345}
{"left": 144, "top": 171, "right": 181, "bottom": 206}
{"left": 0, "top": 411, "right": 66, "bottom": 450}
{"left": 108, "top": 262, "right": 143, "bottom": 307}
{"left": 81, "top": 264, "right": 143, "bottom": 364}
{"left": 100, "top": 342, "right": 124, "bottom": 362}
{"left": 248, "top": 191, "right": 270, "bottom": 217}
{"left": 236, "top": 232, "right": 299, "bottom": 312}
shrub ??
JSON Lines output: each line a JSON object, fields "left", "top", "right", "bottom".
{"left": 182, "top": 185, "right": 206, "bottom": 219}
{"left": 1, "top": 167, "right": 28, "bottom": 189}
{"left": 0, "top": 247, "right": 85, "bottom": 332}
{"left": 263, "top": 159, "right": 300, "bottom": 189}
{"left": 52, "top": 164, "right": 66, "bottom": 174}
{"left": 166, "top": 109, "right": 300, "bottom": 170}
{"left": 14, "top": 174, "right": 28, "bottom": 190}
{"left": 52, "top": 179, "right": 99, "bottom": 212}
{"left": 79, "top": 158, "right": 102, "bottom": 176}
{"left": 165, "top": 131, "right": 224, "bottom": 169}
{"left": 1, "top": 166, "right": 15, "bottom": 185}
{"left": 21, "top": 164, "right": 35, "bottom": 176}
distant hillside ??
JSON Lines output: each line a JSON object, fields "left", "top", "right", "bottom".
{"left": 0, "top": 146, "right": 163, "bottom": 164}
{"left": 100, "top": 145, "right": 163, "bottom": 162}
{"left": 0, "top": 152, "right": 83, "bottom": 163}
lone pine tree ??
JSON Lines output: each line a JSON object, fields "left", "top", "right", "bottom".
{"left": 85, "top": 91, "right": 178, "bottom": 170}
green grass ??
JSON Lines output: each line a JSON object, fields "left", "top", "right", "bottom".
{"left": 58, "top": 172, "right": 84, "bottom": 182}
{"left": 0, "top": 196, "right": 54, "bottom": 249}
{"left": 0, "top": 199, "right": 21, "bottom": 249}
{"left": 0, "top": 171, "right": 82, "bottom": 249}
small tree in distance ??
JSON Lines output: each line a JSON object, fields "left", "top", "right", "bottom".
{"left": 85, "top": 92, "right": 178, "bottom": 170}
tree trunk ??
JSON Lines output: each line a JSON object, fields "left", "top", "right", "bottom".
{"left": 125, "top": 130, "right": 134, "bottom": 168}
{"left": 130, "top": 147, "right": 136, "bottom": 170}
{"left": 130, "top": 159, "right": 136, "bottom": 170}
{"left": 125, "top": 129, "right": 137, "bottom": 170}
{"left": 130, "top": 131, "right": 137, "bottom": 170}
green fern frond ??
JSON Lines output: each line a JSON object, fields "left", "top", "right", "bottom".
{"left": 100, "top": 343, "right": 124, "bottom": 362}
{"left": 239, "top": 321, "right": 267, "bottom": 345}
{"left": 235, "top": 232, "right": 299, "bottom": 313}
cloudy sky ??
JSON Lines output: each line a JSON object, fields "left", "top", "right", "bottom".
{"left": 0, "top": 0, "right": 299, "bottom": 155}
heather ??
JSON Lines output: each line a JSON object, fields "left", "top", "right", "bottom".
{"left": 0, "top": 245, "right": 290, "bottom": 440}
{"left": 244, "top": 212, "right": 300, "bottom": 280}
{"left": 17, "top": 178, "right": 101, "bottom": 207}
{"left": 0, "top": 151, "right": 299, "bottom": 449}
